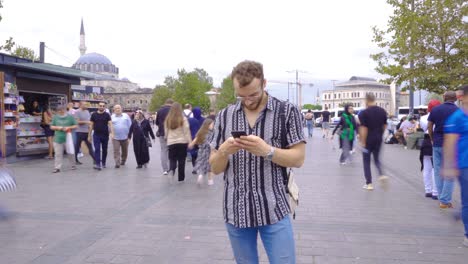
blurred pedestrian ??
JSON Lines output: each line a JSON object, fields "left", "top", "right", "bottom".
{"left": 165, "top": 103, "right": 192, "bottom": 182}
{"left": 41, "top": 106, "right": 55, "bottom": 159}
{"left": 305, "top": 109, "right": 314, "bottom": 138}
{"left": 419, "top": 99, "right": 441, "bottom": 199}
{"left": 332, "top": 104, "right": 356, "bottom": 165}
{"left": 156, "top": 99, "right": 173, "bottom": 175}
{"left": 128, "top": 110, "right": 155, "bottom": 169}
{"left": 50, "top": 105, "right": 78, "bottom": 173}
{"left": 74, "top": 101, "right": 95, "bottom": 165}
{"left": 89, "top": 102, "right": 113, "bottom": 170}
{"left": 189, "top": 119, "right": 215, "bottom": 185}
{"left": 428, "top": 91, "right": 459, "bottom": 208}
{"left": 442, "top": 85, "right": 468, "bottom": 247}
{"left": 358, "top": 94, "right": 388, "bottom": 191}
{"left": 111, "top": 105, "right": 132, "bottom": 168}
{"left": 188, "top": 107, "right": 205, "bottom": 174}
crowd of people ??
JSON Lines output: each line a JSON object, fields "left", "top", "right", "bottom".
{"left": 36, "top": 99, "right": 216, "bottom": 187}
{"left": 321, "top": 87, "right": 468, "bottom": 248}
{"left": 1, "top": 60, "right": 467, "bottom": 262}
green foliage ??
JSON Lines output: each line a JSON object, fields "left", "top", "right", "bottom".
{"left": 149, "top": 85, "right": 174, "bottom": 112}
{"left": 11, "top": 45, "right": 39, "bottom": 61}
{"left": 216, "top": 77, "right": 236, "bottom": 110}
{"left": 173, "top": 69, "right": 211, "bottom": 113}
{"left": 424, "top": 92, "right": 444, "bottom": 104}
{"left": 302, "top": 104, "right": 322, "bottom": 110}
{"left": 371, "top": 0, "right": 467, "bottom": 94}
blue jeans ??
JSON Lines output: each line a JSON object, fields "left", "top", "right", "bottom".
{"left": 225, "top": 216, "right": 295, "bottom": 264}
{"left": 93, "top": 134, "right": 109, "bottom": 167}
{"left": 433, "top": 147, "right": 455, "bottom": 204}
{"left": 306, "top": 121, "right": 313, "bottom": 138}
{"left": 459, "top": 168, "right": 468, "bottom": 238}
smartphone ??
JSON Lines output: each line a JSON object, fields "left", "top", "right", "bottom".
{"left": 231, "top": 131, "right": 247, "bottom": 138}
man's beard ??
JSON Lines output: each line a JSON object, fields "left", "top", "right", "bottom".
{"left": 242, "top": 92, "right": 264, "bottom": 111}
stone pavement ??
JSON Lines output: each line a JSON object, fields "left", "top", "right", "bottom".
{"left": 0, "top": 129, "right": 467, "bottom": 264}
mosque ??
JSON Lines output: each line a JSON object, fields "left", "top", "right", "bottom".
{"left": 71, "top": 19, "right": 152, "bottom": 111}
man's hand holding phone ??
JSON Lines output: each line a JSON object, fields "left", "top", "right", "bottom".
{"left": 233, "top": 134, "right": 270, "bottom": 157}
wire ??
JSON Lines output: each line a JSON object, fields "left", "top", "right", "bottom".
{"left": 44, "top": 45, "right": 75, "bottom": 64}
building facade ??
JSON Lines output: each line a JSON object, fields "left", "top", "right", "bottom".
{"left": 103, "top": 88, "right": 153, "bottom": 112}
{"left": 321, "top": 76, "right": 392, "bottom": 113}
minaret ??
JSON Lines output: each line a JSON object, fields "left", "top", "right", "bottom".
{"left": 79, "top": 18, "right": 87, "bottom": 56}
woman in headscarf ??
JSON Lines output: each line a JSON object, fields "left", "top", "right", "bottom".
{"left": 332, "top": 104, "right": 357, "bottom": 165}
{"left": 128, "top": 110, "right": 155, "bottom": 169}
{"left": 187, "top": 107, "right": 205, "bottom": 173}
{"left": 419, "top": 99, "right": 441, "bottom": 199}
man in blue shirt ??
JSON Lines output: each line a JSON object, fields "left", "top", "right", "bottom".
{"left": 442, "top": 85, "right": 468, "bottom": 247}
{"left": 111, "top": 105, "right": 132, "bottom": 168}
{"left": 428, "top": 91, "right": 458, "bottom": 208}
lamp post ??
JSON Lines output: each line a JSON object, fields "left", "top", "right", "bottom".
{"left": 331, "top": 80, "right": 337, "bottom": 109}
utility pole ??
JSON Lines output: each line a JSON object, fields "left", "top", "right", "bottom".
{"left": 39, "top": 42, "right": 45, "bottom": 63}
{"left": 409, "top": 0, "right": 415, "bottom": 115}
{"left": 286, "top": 69, "right": 310, "bottom": 109}
{"left": 331, "top": 80, "right": 337, "bottom": 109}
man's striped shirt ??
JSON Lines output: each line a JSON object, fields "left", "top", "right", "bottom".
{"left": 210, "top": 95, "right": 305, "bottom": 228}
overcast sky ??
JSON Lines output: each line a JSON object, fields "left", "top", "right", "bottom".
{"left": 1, "top": 0, "right": 400, "bottom": 103}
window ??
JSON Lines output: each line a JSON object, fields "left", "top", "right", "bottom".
{"left": 338, "top": 94, "right": 341, "bottom": 99}
{"left": 140, "top": 100, "right": 143, "bottom": 104}
{"left": 133, "top": 100, "right": 135, "bottom": 104}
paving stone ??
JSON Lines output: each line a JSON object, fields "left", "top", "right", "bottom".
{"left": 0, "top": 131, "right": 467, "bottom": 263}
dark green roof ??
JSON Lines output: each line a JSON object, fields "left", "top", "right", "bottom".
{"left": 10, "top": 62, "right": 104, "bottom": 80}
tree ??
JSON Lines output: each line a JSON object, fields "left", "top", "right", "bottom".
{"left": 371, "top": 0, "right": 467, "bottom": 94}
{"left": 11, "top": 45, "right": 39, "bottom": 61}
{"left": 424, "top": 92, "right": 444, "bottom": 105}
{"left": 216, "top": 77, "right": 236, "bottom": 110}
{"left": 173, "top": 69, "right": 211, "bottom": 113}
{"left": 149, "top": 85, "right": 174, "bottom": 112}
{"left": 302, "top": 104, "right": 322, "bottom": 110}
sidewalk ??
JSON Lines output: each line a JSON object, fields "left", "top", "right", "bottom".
{"left": 0, "top": 130, "right": 466, "bottom": 264}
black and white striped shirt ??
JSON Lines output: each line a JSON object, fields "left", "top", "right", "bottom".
{"left": 210, "top": 95, "right": 306, "bottom": 228}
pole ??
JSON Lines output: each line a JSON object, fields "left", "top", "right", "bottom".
{"left": 296, "top": 70, "right": 301, "bottom": 108}
{"left": 409, "top": 0, "right": 415, "bottom": 115}
{"left": 39, "top": 42, "right": 45, "bottom": 63}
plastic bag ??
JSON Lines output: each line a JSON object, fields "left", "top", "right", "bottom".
{"left": 65, "top": 132, "right": 75, "bottom": 155}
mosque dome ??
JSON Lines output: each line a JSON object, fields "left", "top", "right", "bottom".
{"left": 75, "top": 52, "right": 113, "bottom": 65}
{"left": 73, "top": 52, "right": 119, "bottom": 78}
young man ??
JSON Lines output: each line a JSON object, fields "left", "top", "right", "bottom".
{"left": 111, "top": 105, "right": 132, "bottom": 168}
{"left": 74, "top": 101, "right": 95, "bottom": 165}
{"left": 209, "top": 60, "right": 306, "bottom": 263}
{"left": 428, "top": 91, "right": 459, "bottom": 208}
{"left": 89, "top": 102, "right": 113, "bottom": 170}
{"left": 155, "top": 98, "right": 173, "bottom": 175}
{"left": 358, "top": 93, "right": 388, "bottom": 190}
{"left": 442, "top": 85, "right": 468, "bottom": 247}
{"left": 321, "top": 106, "right": 331, "bottom": 139}
{"left": 50, "top": 105, "right": 78, "bottom": 173}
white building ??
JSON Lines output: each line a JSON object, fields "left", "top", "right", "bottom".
{"left": 321, "top": 76, "right": 392, "bottom": 113}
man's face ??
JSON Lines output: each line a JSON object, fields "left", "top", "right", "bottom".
{"left": 234, "top": 78, "right": 265, "bottom": 111}
{"left": 98, "top": 103, "right": 106, "bottom": 112}
{"left": 80, "top": 102, "right": 88, "bottom": 110}
{"left": 114, "top": 106, "right": 122, "bottom": 114}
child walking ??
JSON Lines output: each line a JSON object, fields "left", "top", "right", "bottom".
{"left": 189, "top": 119, "right": 215, "bottom": 185}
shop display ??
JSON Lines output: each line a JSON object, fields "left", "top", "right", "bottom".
{"left": 16, "top": 115, "right": 48, "bottom": 156}
{"left": 2, "top": 78, "right": 18, "bottom": 156}
{"left": 71, "top": 85, "right": 104, "bottom": 111}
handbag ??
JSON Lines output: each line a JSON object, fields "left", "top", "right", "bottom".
{"left": 0, "top": 167, "right": 16, "bottom": 192}
{"left": 65, "top": 132, "right": 75, "bottom": 155}
{"left": 145, "top": 136, "right": 152, "bottom": 148}
{"left": 279, "top": 102, "right": 299, "bottom": 219}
